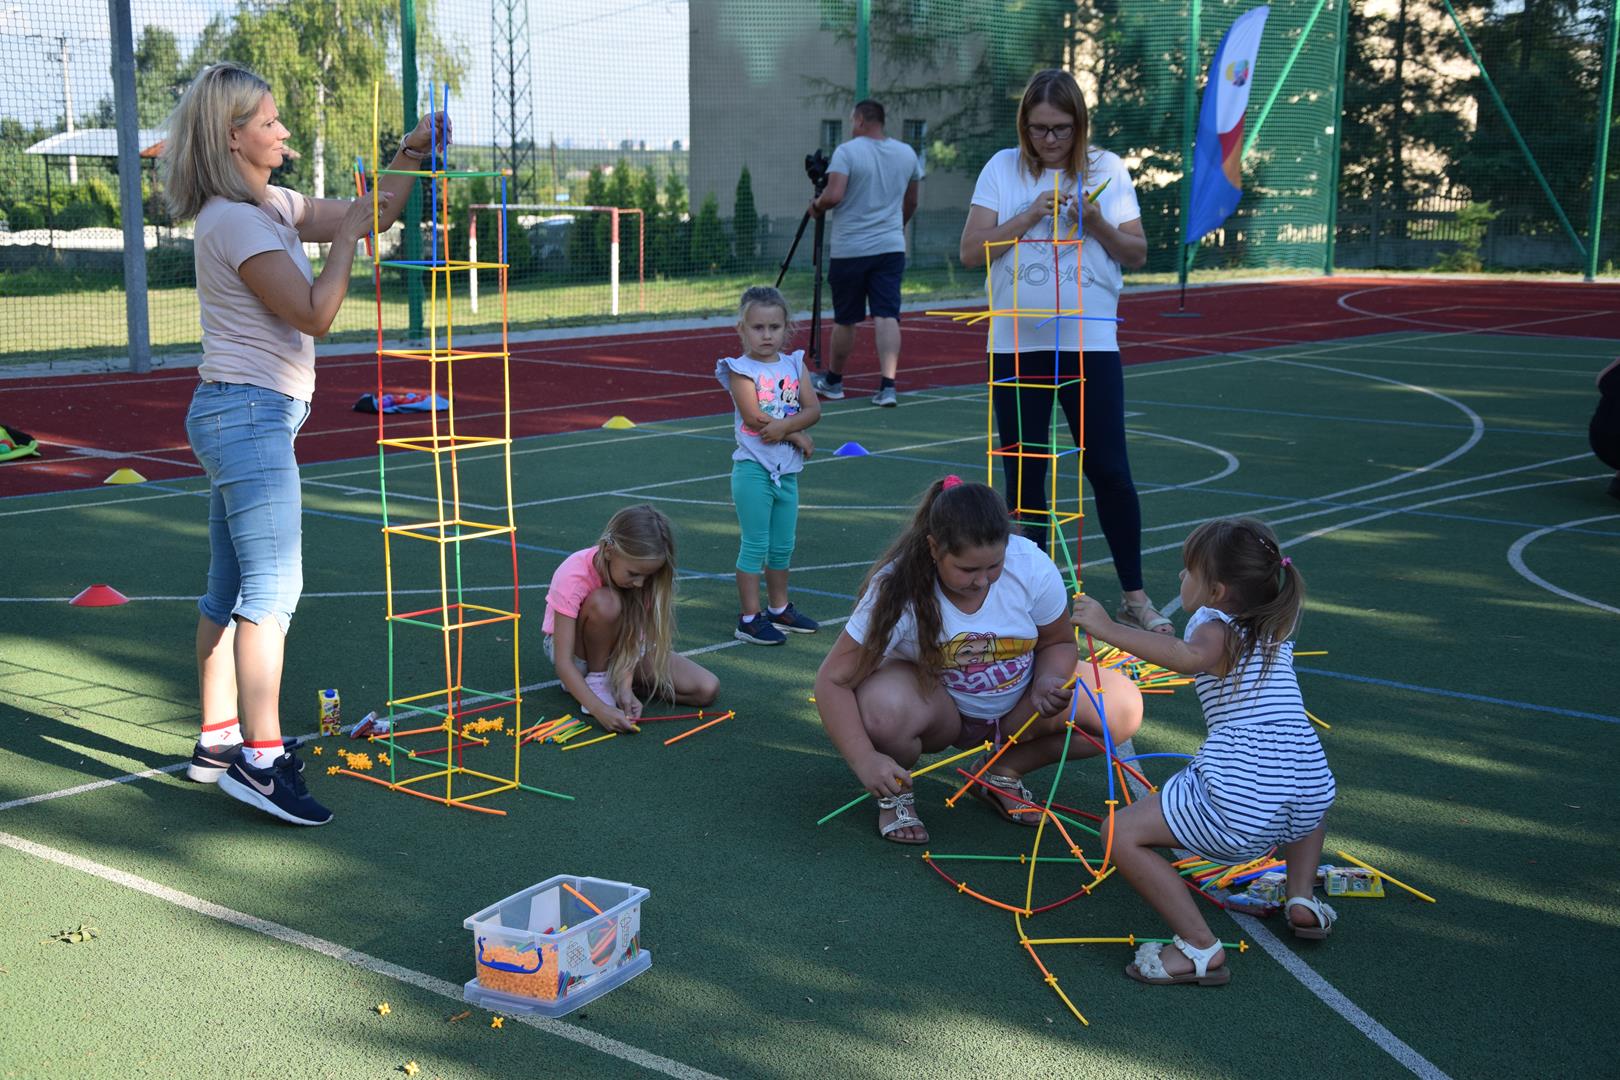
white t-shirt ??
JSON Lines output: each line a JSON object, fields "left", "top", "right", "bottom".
{"left": 969, "top": 147, "right": 1140, "bottom": 354}
{"left": 844, "top": 535, "right": 1068, "bottom": 719}
{"left": 195, "top": 185, "right": 317, "bottom": 402}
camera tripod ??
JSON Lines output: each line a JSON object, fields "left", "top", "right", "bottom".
{"left": 775, "top": 150, "right": 831, "bottom": 370}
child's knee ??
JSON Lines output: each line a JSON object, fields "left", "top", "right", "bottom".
{"left": 580, "top": 586, "right": 623, "bottom": 626}
{"left": 694, "top": 671, "right": 721, "bottom": 707}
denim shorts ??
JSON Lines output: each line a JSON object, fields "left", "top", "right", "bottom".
{"left": 186, "top": 381, "right": 311, "bottom": 635}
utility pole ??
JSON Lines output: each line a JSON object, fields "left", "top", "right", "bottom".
{"left": 31, "top": 33, "right": 78, "bottom": 183}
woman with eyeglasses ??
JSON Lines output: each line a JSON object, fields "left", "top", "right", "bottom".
{"left": 959, "top": 69, "right": 1169, "bottom": 635}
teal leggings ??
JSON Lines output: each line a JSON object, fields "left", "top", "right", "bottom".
{"left": 731, "top": 460, "right": 799, "bottom": 572}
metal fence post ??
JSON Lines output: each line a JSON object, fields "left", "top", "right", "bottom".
{"left": 1324, "top": 0, "right": 1350, "bottom": 275}
{"left": 108, "top": 0, "right": 150, "bottom": 373}
{"left": 855, "top": 0, "right": 870, "bottom": 101}
{"left": 1588, "top": 0, "right": 1619, "bottom": 281}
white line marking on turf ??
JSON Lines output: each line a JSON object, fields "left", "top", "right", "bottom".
{"left": 0, "top": 829, "right": 727, "bottom": 1080}
{"left": 0, "top": 763, "right": 188, "bottom": 811}
{"left": 1107, "top": 768, "right": 1454, "bottom": 1080}
{"left": 1506, "top": 513, "right": 1620, "bottom": 615}
{"left": 1227, "top": 911, "right": 1454, "bottom": 1080}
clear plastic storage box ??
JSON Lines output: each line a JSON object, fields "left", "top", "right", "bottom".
{"left": 462, "top": 875, "right": 651, "bottom": 1017}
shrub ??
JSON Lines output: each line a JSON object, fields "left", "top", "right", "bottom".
{"left": 147, "top": 241, "right": 196, "bottom": 287}
{"left": 7, "top": 203, "right": 44, "bottom": 232}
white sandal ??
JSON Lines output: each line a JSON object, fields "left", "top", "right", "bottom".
{"left": 876, "top": 792, "right": 927, "bottom": 845}
{"left": 1126, "top": 935, "right": 1231, "bottom": 986}
{"left": 1285, "top": 895, "right": 1337, "bottom": 939}
{"left": 1116, "top": 595, "right": 1174, "bottom": 634}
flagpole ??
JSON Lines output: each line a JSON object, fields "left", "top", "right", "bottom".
{"left": 1171, "top": 0, "right": 1203, "bottom": 317}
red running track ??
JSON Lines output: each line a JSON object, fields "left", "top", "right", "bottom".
{"left": 2, "top": 277, "right": 1616, "bottom": 498}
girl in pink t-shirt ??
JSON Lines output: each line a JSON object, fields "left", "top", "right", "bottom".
{"left": 543, "top": 505, "right": 720, "bottom": 731}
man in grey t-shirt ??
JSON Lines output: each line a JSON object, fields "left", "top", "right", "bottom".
{"left": 809, "top": 100, "right": 922, "bottom": 407}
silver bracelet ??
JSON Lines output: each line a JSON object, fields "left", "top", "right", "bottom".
{"left": 400, "top": 144, "right": 425, "bottom": 161}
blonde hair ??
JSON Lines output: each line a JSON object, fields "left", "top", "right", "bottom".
{"left": 594, "top": 505, "right": 678, "bottom": 698}
{"left": 1015, "top": 69, "right": 1091, "bottom": 185}
{"left": 736, "top": 285, "right": 797, "bottom": 340}
{"left": 161, "top": 63, "right": 272, "bottom": 221}
{"left": 1181, "top": 517, "right": 1306, "bottom": 679}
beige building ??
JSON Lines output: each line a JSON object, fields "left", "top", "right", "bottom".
{"left": 688, "top": 4, "right": 980, "bottom": 268}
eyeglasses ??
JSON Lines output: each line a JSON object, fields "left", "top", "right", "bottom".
{"left": 1026, "top": 123, "right": 1075, "bottom": 142}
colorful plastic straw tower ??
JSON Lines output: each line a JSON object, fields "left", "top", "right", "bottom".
{"left": 913, "top": 175, "right": 1219, "bottom": 1025}
{"left": 335, "top": 83, "right": 569, "bottom": 815}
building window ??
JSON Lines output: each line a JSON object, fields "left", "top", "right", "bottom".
{"left": 820, "top": 119, "right": 842, "bottom": 155}
{"left": 903, "top": 118, "right": 927, "bottom": 167}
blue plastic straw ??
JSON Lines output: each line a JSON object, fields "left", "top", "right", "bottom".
{"left": 499, "top": 174, "right": 508, "bottom": 264}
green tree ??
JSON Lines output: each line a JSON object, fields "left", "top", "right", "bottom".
{"left": 135, "top": 26, "right": 185, "bottom": 127}
{"left": 689, "top": 192, "right": 728, "bottom": 274}
{"left": 661, "top": 170, "right": 689, "bottom": 276}
{"left": 732, "top": 165, "right": 757, "bottom": 270}
{"left": 222, "top": 0, "right": 463, "bottom": 200}
{"left": 633, "top": 165, "right": 664, "bottom": 276}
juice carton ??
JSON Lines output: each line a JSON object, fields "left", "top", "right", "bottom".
{"left": 319, "top": 688, "right": 342, "bottom": 736}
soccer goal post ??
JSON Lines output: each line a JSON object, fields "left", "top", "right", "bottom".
{"left": 468, "top": 204, "right": 645, "bottom": 317}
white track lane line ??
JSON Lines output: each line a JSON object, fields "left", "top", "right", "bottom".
{"left": 0, "top": 830, "right": 727, "bottom": 1080}
{"left": 1506, "top": 513, "right": 1620, "bottom": 615}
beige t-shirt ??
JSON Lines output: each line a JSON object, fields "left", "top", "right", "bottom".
{"left": 194, "top": 185, "right": 317, "bottom": 402}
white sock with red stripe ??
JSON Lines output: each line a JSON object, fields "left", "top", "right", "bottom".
{"left": 201, "top": 717, "right": 243, "bottom": 748}
{"left": 240, "top": 740, "right": 286, "bottom": 769}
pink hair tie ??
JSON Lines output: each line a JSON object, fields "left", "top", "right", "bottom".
{"left": 1280, "top": 556, "right": 1292, "bottom": 568}
{"left": 942, "top": 474, "right": 963, "bottom": 490}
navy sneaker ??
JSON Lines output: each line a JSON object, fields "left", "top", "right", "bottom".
{"left": 217, "top": 752, "right": 332, "bottom": 826}
{"left": 734, "top": 613, "right": 787, "bottom": 646}
{"left": 186, "top": 737, "right": 306, "bottom": 784}
{"left": 768, "top": 603, "right": 820, "bottom": 635}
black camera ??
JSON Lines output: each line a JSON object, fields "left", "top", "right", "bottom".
{"left": 804, "top": 149, "right": 831, "bottom": 193}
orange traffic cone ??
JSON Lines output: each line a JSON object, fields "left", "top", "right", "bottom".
{"left": 69, "top": 584, "right": 129, "bottom": 607}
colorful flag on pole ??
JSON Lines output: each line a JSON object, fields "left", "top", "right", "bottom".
{"left": 1183, "top": 5, "right": 1270, "bottom": 243}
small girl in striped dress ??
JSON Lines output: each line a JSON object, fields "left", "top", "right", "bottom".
{"left": 1071, "top": 517, "right": 1336, "bottom": 987}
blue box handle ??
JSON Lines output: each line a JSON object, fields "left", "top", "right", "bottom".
{"left": 477, "top": 936, "right": 542, "bottom": 974}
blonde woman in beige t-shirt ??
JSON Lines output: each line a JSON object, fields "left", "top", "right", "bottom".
{"left": 161, "top": 62, "right": 449, "bottom": 826}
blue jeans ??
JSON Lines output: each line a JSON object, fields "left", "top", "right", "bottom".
{"left": 186, "top": 381, "right": 310, "bottom": 634}
{"left": 731, "top": 460, "right": 799, "bottom": 572}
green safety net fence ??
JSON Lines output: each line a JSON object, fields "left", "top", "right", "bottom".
{"left": 0, "top": 0, "right": 1614, "bottom": 365}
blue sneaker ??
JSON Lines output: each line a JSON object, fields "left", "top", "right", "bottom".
{"left": 810, "top": 371, "right": 845, "bottom": 400}
{"left": 217, "top": 752, "right": 332, "bottom": 826}
{"left": 769, "top": 603, "right": 820, "bottom": 634}
{"left": 734, "top": 613, "right": 787, "bottom": 646}
{"left": 186, "top": 736, "right": 306, "bottom": 784}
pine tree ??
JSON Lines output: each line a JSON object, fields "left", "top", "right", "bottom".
{"left": 689, "top": 193, "right": 728, "bottom": 275}
{"left": 732, "top": 165, "right": 757, "bottom": 270}
{"left": 662, "top": 171, "right": 690, "bottom": 276}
